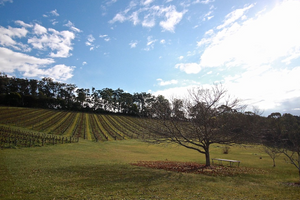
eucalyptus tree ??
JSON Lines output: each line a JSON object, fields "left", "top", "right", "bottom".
{"left": 134, "top": 92, "right": 155, "bottom": 116}
{"left": 120, "top": 92, "right": 134, "bottom": 114}
{"left": 100, "top": 88, "right": 114, "bottom": 112}
{"left": 113, "top": 88, "right": 124, "bottom": 112}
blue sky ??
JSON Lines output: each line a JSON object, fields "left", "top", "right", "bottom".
{"left": 0, "top": 0, "right": 299, "bottom": 116}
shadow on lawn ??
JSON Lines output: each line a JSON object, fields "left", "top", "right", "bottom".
{"left": 46, "top": 163, "right": 174, "bottom": 190}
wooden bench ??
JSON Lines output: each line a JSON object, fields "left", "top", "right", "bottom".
{"left": 212, "top": 158, "right": 240, "bottom": 167}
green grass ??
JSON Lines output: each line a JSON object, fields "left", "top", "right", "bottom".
{"left": 0, "top": 140, "right": 299, "bottom": 200}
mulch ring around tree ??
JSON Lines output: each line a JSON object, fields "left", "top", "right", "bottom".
{"left": 131, "top": 161, "right": 267, "bottom": 176}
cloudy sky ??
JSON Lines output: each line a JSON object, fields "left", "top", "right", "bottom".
{"left": 0, "top": 0, "right": 299, "bottom": 116}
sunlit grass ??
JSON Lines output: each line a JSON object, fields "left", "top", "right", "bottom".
{"left": 0, "top": 140, "right": 299, "bottom": 199}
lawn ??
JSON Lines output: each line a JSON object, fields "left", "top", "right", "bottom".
{"left": 0, "top": 140, "right": 299, "bottom": 199}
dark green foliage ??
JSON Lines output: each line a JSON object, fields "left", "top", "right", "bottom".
{"left": 0, "top": 73, "right": 155, "bottom": 116}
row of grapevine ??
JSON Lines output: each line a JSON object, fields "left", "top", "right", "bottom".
{"left": 96, "top": 115, "right": 123, "bottom": 140}
{"left": 115, "top": 116, "right": 146, "bottom": 135}
{"left": 0, "top": 107, "right": 40, "bottom": 125}
{"left": 89, "top": 114, "right": 107, "bottom": 141}
{"left": 0, "top": 106, "right": 150, "bottom": 143}
{"left": 29, "top": 112, "right": 64, "bottom": 131}
{"left": 105, "top": 115, "right": 139, "bottom": 139}
{"left": 47, "top": 112, "right": 72, "bottom": 134}
{"left": 0, "top": 125, "right": 78, "bottom": 149}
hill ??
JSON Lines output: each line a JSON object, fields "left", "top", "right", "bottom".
{"left": 0, "top": 106, "right": 148, "bottom": 148}
{"left": 1, "top": 106, "right": 300, "bottom": 199}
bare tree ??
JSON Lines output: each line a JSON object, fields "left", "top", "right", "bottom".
{"left": 280, "top": 114, "right": 300, "bottom": 181}
{"left": 262, "top": 146, "right": 281, "bottom": 167}
{"left": 145, "top": 84, "right": 249, "bottom": 166}
{"left": 263, "top": 113, "right": 300, "bottom": 181}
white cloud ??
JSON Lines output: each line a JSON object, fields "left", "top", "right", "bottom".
{"left": 159, "top": 5, "right": 186, "bottom": 32}
{"left": 223, "top": 66, "right": 300, "bottom": 115}
{"left": 217, "top": 4, "right": 254, "bottom": 30}
{"left": 64, "top": 21, "right": 81, "bottom": 33}
{"left": 147, "top": 36, "right": 156, "bottom": 46}
{"left": 33, "top": 24, "right": 47, "bottom": 35}
{"left": 129, "top": 40, "right": 138, "bottom": 48}
{"left": 175, "top": 63, "right": 201, "bottom": 74}
{"left": 0, "top": 25, "right": 29, "bottom": 51}
{"left": 28, "top": 27, "right": 75, "bottom": 57}
{"left": 50, "top": 19, "right": 58, "bottom": 25}
{"left": 157, "top": 78, "right": 178, "bottom": 86}
{"left": 193, "top": 0, "right": 215, "bottom": 4}
{"left": 160, "top": 39, "right": 165, "bottom": 44}
{"left": 0, "top": 47, "right": 54, "bottom": 71}
{"left": 129, "top": 11, "right": 140, "bottom": 25}
{"left": 168, "top": 0, "right": 300, "bottom": 115}
{"left": 202, "top": 10, "right": 214, "bottom": 21}
{"left": 41, "top": 64, "right": 74, "bottom": 81}
{"left": 142, "top": 13, "right": 156, "bottom": 28}
{"left": 82, "top": 61, "right": 87, "bottom": 65}
{"left": 109, "top": 13, "right": 126, "bottom": 23}
{"left": 43, "top": 9, "right": 60, "bottom": 18}
{"left": 85, "top": 34, "right": 96, "bottom": 50}
{"left": 142, "top": 0, "right": 154, "bottom": 6}
{"left": 50, "top": 9, "right": 59, "bottom": 17}
{"left": 155, "top": 63, "right": 300, "bottom": 115}
{"left": 198, "top": 0, "right": 300, "bottom": 69}
{"left": 0, "top": 14, "right": 78, "bottom": 82}
{"left": 178, "top": 56, "right": 184, "bottom": 60}
{"left": 110, "top": 3, "right": 185, "bottom": 32}
{"left": 99, "top": 34, "right": 110, "bottom": 42}
{"left": 15, "top": 20, "right": 33, "bottom": 28}
{"left": 153, "top": 85, "right": 195, "bottom": 100}
{"left": 0, "top": 0, "right": 12, "bottom": 6}
{"left": 87, "top": 34, "right": 95, "bottom": 43}
{"left": 0, "top": 47, "right": 74, "bottom": 81}
{"left": 200, "top": 0, "right": 214, "bottom": 4}
{"left": 144, "top": 36, "right": 157, "bottom": 50}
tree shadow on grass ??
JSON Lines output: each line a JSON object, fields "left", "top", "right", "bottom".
{"left": 44, "top": 163, "right": 179, "bottom": 199}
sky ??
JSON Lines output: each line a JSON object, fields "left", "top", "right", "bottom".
{"left": 0, "top": 0, "right": 299, "bottom": 116}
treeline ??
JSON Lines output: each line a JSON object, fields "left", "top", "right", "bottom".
{"left": 0, "top": 73, "right": 160, "bottom": 116}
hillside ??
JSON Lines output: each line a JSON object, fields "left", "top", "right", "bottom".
{"left": 0, "top": 106, "right": 148, "bottom": 148}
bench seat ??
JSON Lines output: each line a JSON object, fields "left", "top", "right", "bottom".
{"left": 212, "top": 158, "right": 240, "bottom": 167}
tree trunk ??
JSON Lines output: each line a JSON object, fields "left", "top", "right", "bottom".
{"left": 272, "top": 158, "right": 276, "bottom": 167}
{"left": 205, "top": 145, "right": 210, "bottom": 166}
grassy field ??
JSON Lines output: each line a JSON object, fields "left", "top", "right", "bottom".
{"left": 0, "top": 139, "right": 299, "bottom": 199}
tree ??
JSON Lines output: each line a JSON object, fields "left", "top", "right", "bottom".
{"left": 280, "top": 114, "right": 300, "bottom": 181}
{"left": 134, "top": 92, "right": 155, "bottom": 116}
{"left": 262, "top": 146, "right": 281, "bottom": 167}
{"left": 145, "top": 85, "right": 245, "bottom": 166}
{"left": 264, "top": 113, "right": 300, "bottom": 181}
{"left": 100, "top": 88, "right": 114, "bottom": 112}
{"left": 261, "top": 113, "right": 283, "bottom": 167}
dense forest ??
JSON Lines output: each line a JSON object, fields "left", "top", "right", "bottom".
{"left": 0, "top": 73, "right": 161, "bottom": 116}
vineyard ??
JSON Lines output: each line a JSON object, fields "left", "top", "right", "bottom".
{"left": 0, "top": 106, "right": 148, "bottom": 148}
